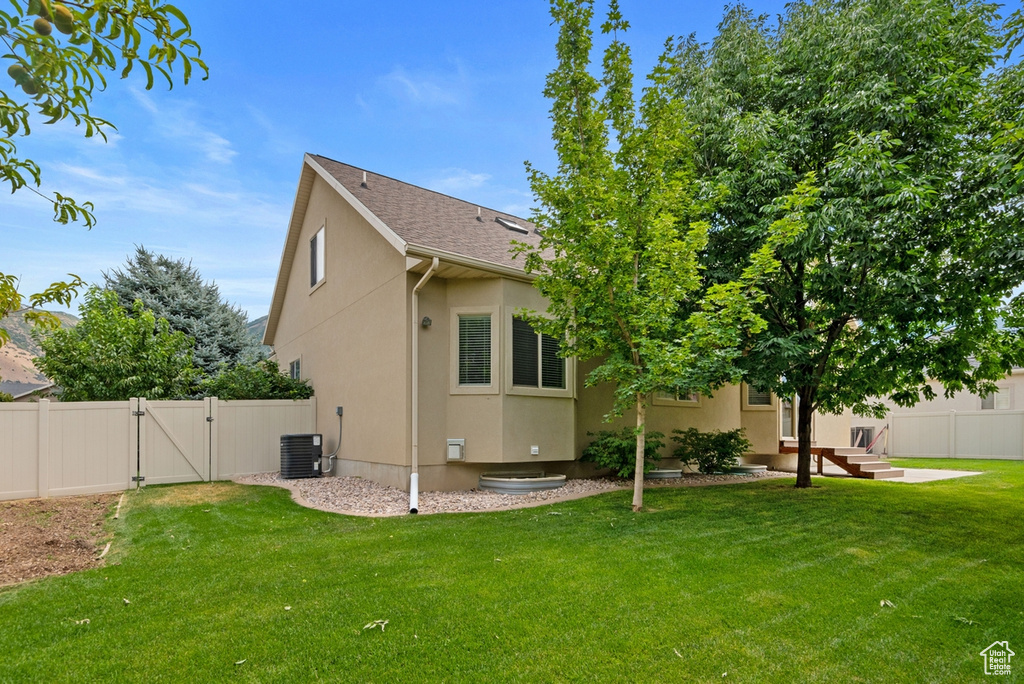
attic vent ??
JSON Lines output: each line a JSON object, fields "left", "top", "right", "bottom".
{"left": 495, "top": 217, "right": 528, "bottom": 234}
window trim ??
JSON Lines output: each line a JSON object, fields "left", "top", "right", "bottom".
{"left": 289, "top": 357, "right": 302, "bottom": 381}
{"left": 450, "top": 306, "right": 499, "bottom": 395}
{"left": 504, "top": 312, "right": 573, "bottom": 398}
{"left": 741, "top": 383, "right": 776, "bottom": 411}
{"left": 652, "top": 390, "right": 702, "bottom": 408}
{"left": 310, "top": 224, "right": 326, "bottom": 292}
{"left": 981, "top": 385, "right": 1012, "bottom": 410}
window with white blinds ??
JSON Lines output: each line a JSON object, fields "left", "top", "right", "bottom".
{"left": 746, "top": 385, "right": 772, "bottom": 406}
{"left": 458, "top": 315, "right": 492, "bottom": 386}
{"left": 512, "top": 317, "right": 565, "bottom": 390}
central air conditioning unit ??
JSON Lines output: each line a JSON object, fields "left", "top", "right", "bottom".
{"left": 280, "top": 434, "right": 323, "bottom": 479}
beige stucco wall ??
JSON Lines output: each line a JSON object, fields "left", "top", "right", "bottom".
{"left": 415, "top": 277, "right": 577, "bottom": 489}
{"left": 270, "top": 175, "right": 410, "bottom": 481}
{"left": 812, "top": 407, "right": 853, "bottom": 448}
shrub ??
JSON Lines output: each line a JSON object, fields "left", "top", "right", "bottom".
{"left": 197, "top": 359, "right": 313, "bottom": 400}
{"left": 0, "top": 391, "right": 12, "bottom": 402}
{"left": 582, "top": 427, "right": 664, "bottom": 478}
{"left": 671, "top": 428, "right": 752, "bottom": 474}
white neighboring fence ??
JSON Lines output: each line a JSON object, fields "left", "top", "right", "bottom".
{"left": 891, "top": 410, "right": 1024, "bottom": 460}
{"left": 0, "top": 397, "right": 316, "bottom": 501}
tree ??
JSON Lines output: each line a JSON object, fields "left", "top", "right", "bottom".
{"left": 104, "top": 247, "right": 265, "bottom": 375}
{"left": 522, "top": 0, "right": 804, "bottom": 510}
{"left": 197, "top": 359, "right": 314, "bottom": 400}
{"left": 1, "top": 0, "right": 206, "bottom": 365}
{"left": 33, "top": 286, "right": 197, "bottom": 400}
{"left": 675, "top": 0, "right": 1024, "bottom": 487}
{"left": 0, "top": 272, "right": 83, "bottom": 347}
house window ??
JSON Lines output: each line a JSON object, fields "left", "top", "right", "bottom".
{"left": 458, "top": 315, "right": 492, "bottom": 386}
{"left": 511, "top": 317, "right": 565, "bottom": 389}
{"left": 310, "top": 226, "right": 325, "bottom": 288}
{"left": 981, "top": 388, "right": 1011, "bottom": 410}
{"left": 781, "top": 398, "right": 795, "bottom": 438}
{"left": 289, "top": 359, "right": 301, "bottom": 380}
{"left": 654, "top": 390, "right": 700, "bottom": 404}
{"left": 747, "top": 386, "right": 772, "bottom": 406}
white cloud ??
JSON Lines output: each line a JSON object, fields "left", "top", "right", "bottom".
{"left": 427, "top": 168, "right": 492, "bottom": 194}
{"left": 378, "top": 63, "right": 468, "bottom": 107}
{"left": 130, "top": 89, "right": 237, "bottom": 164}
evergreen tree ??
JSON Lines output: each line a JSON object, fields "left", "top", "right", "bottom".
{"left": 104, "top": 247, "right": 264, "bottom": 376}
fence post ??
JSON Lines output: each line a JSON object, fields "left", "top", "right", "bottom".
{"left": 207, "top": 396, "right": 219, "bottom": 481}
{"left": 36, "top": 399, "right": 49, "bottom": 499}
{"left": 128, "top": 399, "right": 138, "bottom": 488}
{"left": 309, "top": 395, "right": 317, "bottom": 434}
{"left": 137, "top": 397, "right": 148, "bottom": 488}
{"left": 949, "top": 410, "right": 956, "bottom": 459}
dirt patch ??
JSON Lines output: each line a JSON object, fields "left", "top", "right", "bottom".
{"left": 138, "top": 481, "right": 243, "bottom": 507}
{"left": 0, "top": 493, "right": 118, "bottom": 587}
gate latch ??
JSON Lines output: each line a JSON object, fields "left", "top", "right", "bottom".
{"left": 132, "top": 410, "right": 145, "bottom": 416}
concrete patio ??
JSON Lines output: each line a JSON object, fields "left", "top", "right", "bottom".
{"left": 797, "top": 463, "right": 984, "bottom": 483}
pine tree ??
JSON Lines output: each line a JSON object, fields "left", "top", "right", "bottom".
{"left": 104, "top": 247, "right": 264, "bottom": 376}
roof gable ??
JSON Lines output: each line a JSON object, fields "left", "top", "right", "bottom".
{"left": 264, "top": 154, "right": 543, "bottom": 345}
{"left": 308, "top": 155, "right": 542, "bottom": 269}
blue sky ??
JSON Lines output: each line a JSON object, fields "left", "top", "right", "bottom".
{"left": 5, "top": 0, "right": 791, "bottom": 319}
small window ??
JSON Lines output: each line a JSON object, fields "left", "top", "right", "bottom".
{"left": 458, "top": 315, "right": 491, "bottom": 386}
{"left": 511, "top": 317, "right": 565, "bottom": 389}
{"left": 289, "top": 359, "right": 301, "bottom": 380}
{"left": 655, "top": 390, "right": 699, "bottom": 403}
{"left": 310, "top": 226, "right": 325, "bottom": 288}
{"left": 747, "top": 386, "right": 772, "bottom": 406}
{"left": 982, "top": 388, "right": 1010, "bottom": 410}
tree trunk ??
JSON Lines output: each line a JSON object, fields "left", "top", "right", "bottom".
{"left": 632, "top": 395, "right": 646, "bottom": 511}
{"left": 795, "top": 388, "right": 814, "bottom": 488}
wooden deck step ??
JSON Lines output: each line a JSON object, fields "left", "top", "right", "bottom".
{"left": 863, "top": 468, "right": 904, "bottom": 479}
{"left": 779, "top": 441, "right": 903, "bottom": 480}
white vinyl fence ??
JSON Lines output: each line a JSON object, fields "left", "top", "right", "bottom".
{"left": 0, "top": 397, "right": 316, "bottom": 501}
{"left": 891, "top": 410, "right": 1024, "bottom": 460}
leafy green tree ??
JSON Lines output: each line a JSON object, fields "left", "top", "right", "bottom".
{"left": 33, "top": 286, "right": 197, "bottom": 400}
{"left": 675, "top": 0, "right": 1024, "bottom": 487}
{"left": 522, "top": 0, "right": 804, "bottom": 510}
{"left": 197, "top": 359, "right": 314, "bottom": 400}
{"left": 104, "top": 247, "right": 265, "bottom": 375}
{"left": 0, "top": 272, "right": 83, "bottom": 347}
{"left": 1, "top": 0, "right": 205, "bottom": 365}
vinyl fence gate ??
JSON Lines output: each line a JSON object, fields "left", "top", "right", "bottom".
{"left": 0, "top": 397, "right": 316, "bottom": 501}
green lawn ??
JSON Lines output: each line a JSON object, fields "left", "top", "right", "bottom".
{"left": 1, "top": 461, "right": 1022, "bottom": 682}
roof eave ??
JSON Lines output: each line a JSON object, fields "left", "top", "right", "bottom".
{"left": 405, "top": 243, "right": 536, "bottom": 283}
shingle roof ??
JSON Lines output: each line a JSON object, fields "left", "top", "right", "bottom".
{"left": 309, "top": 154, "right": 543, "bottom": 271}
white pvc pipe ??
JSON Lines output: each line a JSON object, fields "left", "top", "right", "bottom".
{"left": 410, "top": 257, "right": 439, "bottom": 514}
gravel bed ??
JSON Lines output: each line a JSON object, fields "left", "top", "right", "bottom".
{"left": 236, "top": 470, "right": 789, "bottom": 517}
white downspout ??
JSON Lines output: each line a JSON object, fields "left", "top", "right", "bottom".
{"left": 410, "top": 256, "right": 439, "bottom": 514}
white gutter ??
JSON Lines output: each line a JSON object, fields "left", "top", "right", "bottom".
{"left": 410, "top": 256, "right": 439, "bottom": 514}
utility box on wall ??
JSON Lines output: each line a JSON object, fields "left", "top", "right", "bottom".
{"left": 447, "top": 438, "right": 465, "bottom": 462}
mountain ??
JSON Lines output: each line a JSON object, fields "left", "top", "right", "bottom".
{"left": 0, "top": 311, "right": 78, "bottom": 384}
{"left": 246, "top": 315, "right": 268, "bottom": 345}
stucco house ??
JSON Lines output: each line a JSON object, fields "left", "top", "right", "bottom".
{"left": 263, "top": 154, "right": 850, "bottom": 495}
